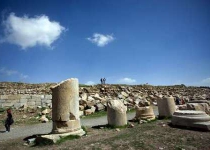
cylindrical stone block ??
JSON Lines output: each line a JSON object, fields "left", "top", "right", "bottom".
{"left": 51, "top": 79, "right": 72, "bottom": 121}
{"left": 51, "top": 78, "right": 81, "bottom": 134}
{"left": 107, "top": 100, "right": 127, "bottom": 126}
{"left": 157, "top": 96, "right": 176, "bottom": 117}
{"left": 135, "top": 106, "right": 155, "bottom": 120}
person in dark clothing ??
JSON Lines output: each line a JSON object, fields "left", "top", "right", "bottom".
{"left": 103, "top": 78, "right": 106, "bottom": 84}
{"left": 100, "top": 78, "right": 103, "bottom": 84}
{"left": 5, "top": 108, "right": 13, "bottom": 132}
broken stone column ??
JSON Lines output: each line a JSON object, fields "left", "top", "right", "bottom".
{"left": 107, "top": 100, "right": 127, "bottom": 126}
{"left": 51, "top": 78, "right": 84, "bottom": 134}
{"left": 157, "top": 96, "right": 176, "bottom": 118}
{"left": 172, "top": 110, "right": 210, "bottom": 131}
{"left": 134, "top": 106, "right": 155, "bottom": 121}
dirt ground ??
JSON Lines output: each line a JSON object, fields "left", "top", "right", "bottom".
{"left": 0, "top": 117, "right": 210, "bottom": 150}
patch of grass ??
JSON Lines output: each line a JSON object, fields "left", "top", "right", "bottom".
{"left": 0, "top": 108, "right": 6, "bottom": 113}
{"left": 106, "top": 124, "right": 128, "bottom": 129}
{"left": 82, "top": 111, "right": 107, "bottom": 119}
{"left": 81, "top": 126, "right": 87, "bottom": 135}
{"left": 56, "top": 135, "right": 80, "bottom": 144}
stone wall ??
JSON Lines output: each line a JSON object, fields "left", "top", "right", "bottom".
{"left": 0, "top": 94, "right": 52, "bottom": 108}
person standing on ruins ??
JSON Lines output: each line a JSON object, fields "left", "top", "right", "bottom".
{"left": 103, "top": 78, "right": 106, "bottom": 84}
{"left": 5, "top": 108, "right": 14, "bottom": 132}
{"left": 100, "top": 78, "right": 103, "bottom": 84}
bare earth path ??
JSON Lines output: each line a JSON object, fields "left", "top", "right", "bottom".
{"left": 0, "top": 107, "right": 158, "bottom": 142}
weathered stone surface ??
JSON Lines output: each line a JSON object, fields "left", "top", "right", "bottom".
{"left": 172, "top": 110, "right": 210, "bottom": 131}
{"left": 134, "top": 106, "right": 155, "bottom": 121}
{"left": 27, "top": 102, "right": 36, "bottom": 106}
{"left": 84, "top": 106, "right": 96, "bottom": 115}
{"left": 45, "top": 95, "right": 52, "bottom": 99}
{"left": 51, "top": 78, "right": 83, "bottom": 134}
{"left": 35, "top": 129, "right": 85, "bottom": 144}
{"left": 107, "top": 100, "right": 127, "bottom": 126}
{"left": 20, "top": 99, "right": 28, "bottom": 103}
{"left": 157, "top": 96, "right": 176, "bottom": 117}
{"left": 39, "top": 115, "right": 49, "bottom": 123}
{"left": 187, "top": 103, "right": 210, "bottom": 114}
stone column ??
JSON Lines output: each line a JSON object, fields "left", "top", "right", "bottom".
{"left": 51, "top": 78, "right": 82, "bottom": 134}
{"left": 107, "top": 100, "right": 127, "bottom": 126}
{"left": 134, "top": 106, "right": 155, "bottom": 121}
{"left": 157, "top": 96, "right": 176, "bottom": 118}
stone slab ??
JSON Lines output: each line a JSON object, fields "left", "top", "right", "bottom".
{"left": 35, "top": 129, "right": 85, "bottom": 144}
{"left": 172, "top": 110, "right": 210, "bottom": 131}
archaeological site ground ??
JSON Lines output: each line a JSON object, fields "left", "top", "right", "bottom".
{"left": 0, "top": 81, "right": 210, "bottom": 150}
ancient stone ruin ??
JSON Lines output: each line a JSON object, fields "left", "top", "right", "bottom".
{"left": 134, "top": 106, "right": 155, "bottom": 121}
{"left": 36, "top": 78, "right": 85, "bottom": 143}
{"left": 157, "top": 96, "right": 176, "bottom": 118}
{"left": 107, "top": 100, "right": 127, "bottom": 126}
{"left": 172, "top": 110, "right": 210, "bottom": 131}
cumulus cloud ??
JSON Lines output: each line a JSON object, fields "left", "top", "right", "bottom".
{"left": 87, "top": 33, "right": 115, "bottom": 47}
{"left": 0, "top": 67, "right": 29, "bottom": 80}
{"left": 1, "top": 13, "right": 65, "bottom": 49}
{"left": 119, "top": 78, "right": 136, "bottom": 84}
{"left": 85, "top": 81, "right": 95, "bottom": 85}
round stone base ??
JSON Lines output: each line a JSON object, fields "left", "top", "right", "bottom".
{"left": 172, "top": 110, "right": 210, "bottom": 131}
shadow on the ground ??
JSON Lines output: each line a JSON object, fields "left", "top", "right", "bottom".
{"left": 167, "top": 122, "right": 209, "bottom": 132}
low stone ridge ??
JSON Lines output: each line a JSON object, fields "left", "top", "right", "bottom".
{"left": 0, "top": 82, "right": 210, "bottom": 117}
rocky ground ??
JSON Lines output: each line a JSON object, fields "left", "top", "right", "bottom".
{"left": 0, "top": 118, "right": 210, "bottom": 150}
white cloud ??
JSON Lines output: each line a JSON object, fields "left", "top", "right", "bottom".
{"left": 119, "top": 78, "right": 136, "bottom": 84}
{"left": 0, "top": 67, "right": 18, "bottom": 76}
{"left": 201, "top": 77, "right": 210, "bottom": 86}
{"left": 85, "top": 81, "right": 95, "bottom": 85}
{"left": 1, "top": 13, "right": 65, "bottom": 49}
{"left": 0, "top": 67, "right": 29, "bottom": 80}
{"left": 87, "top": 33, "right": 115, "bottom": 47}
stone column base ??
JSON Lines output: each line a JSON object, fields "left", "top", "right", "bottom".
{"left": 52, "top": 119, "right": 82, "bottom": 134}
{"left": 36, "top": 129, "right": 85, "bottom": 144}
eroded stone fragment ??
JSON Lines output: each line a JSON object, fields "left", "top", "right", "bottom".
{"left": 107, "top": 100, "right": 127, "bottom": 126}
{"left": 157, "top": 96, "right": 176, "bottom": 117}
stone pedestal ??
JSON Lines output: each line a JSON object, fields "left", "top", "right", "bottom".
{"left": 107, "top": 100, "right": 127, "bottom": 126}
{"left": 134, "top": 106, "right": 155, "bottom": 121}
{"left": 172, "top": 110, "right": 210, "bottom": 131}
{"left": 157, "top": 96, "right": 176, "bottom": 118}
{"left": 51, "top": 78, "right": 84, "bottom": 134}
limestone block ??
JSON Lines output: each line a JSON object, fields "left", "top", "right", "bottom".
{"left": 46, "top": 100, "right": 52, "bottom": 104}
{"left": 27, "top": 102, "right": 36, "bottom": 106}
{"left": 81, "top": 93, "right": 87, "bottom": 100}
{"left": 8, "top": 95, "right": 21, "bottom": 100}
{"left": 187, "top": 103, "right": 210, "bottom": 114}
{"left": 157, "top": 96, "right": 176, "bottom": 117}
{"left": 14, "top": 103, "right": 25, "bottom": 108}
{"left": 84, "top": 106, "right": 96, "bottom": 115}
{"left": 0, "top": 100, "right": 5, "bottom": 103}
{"left": 134, "top": 106, "right": 155, "bottom": 121}
{"left": 28, "top": 98, "right": 38, "bottom": 102}
{"left": 36, "top": 102, "right": 42, "bottom": 106}
{"left": 0, "top": 95, "right": 8, "bottom": 99}
{"left": 121, "top": 91, "right": 129, "bottom": 98}
{"left": 96, "top": 103, "right": 105, "bottom": 111}
{"left": 21, "top": 95, "right": 31, "bottom": 99}
{"left": 20, "top": 99, "right": 28, "bottom": 103}
{"left": 31, "top": 95, "right": 41, "bottom": 99}
{"left": 45, "top": 95, "right": 52, "bottom": 99}
{"left": 35, "top": 99, "right": 42, "bottom": 102}
{"left": 6, "top": 99, "right": 19, "bottom": 103}
{"left": 107, "top": 100, "right": 127, "bottom": 126}
{"left": 172, "top": 110, "right": 210, "bottom": 131}
{"left": 2, "top": 103, "right": 14, "bottom": 107}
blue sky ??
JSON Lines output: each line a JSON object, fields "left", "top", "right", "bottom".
{"left": 0, "top": 0, "right": 210, "bottom": 86}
